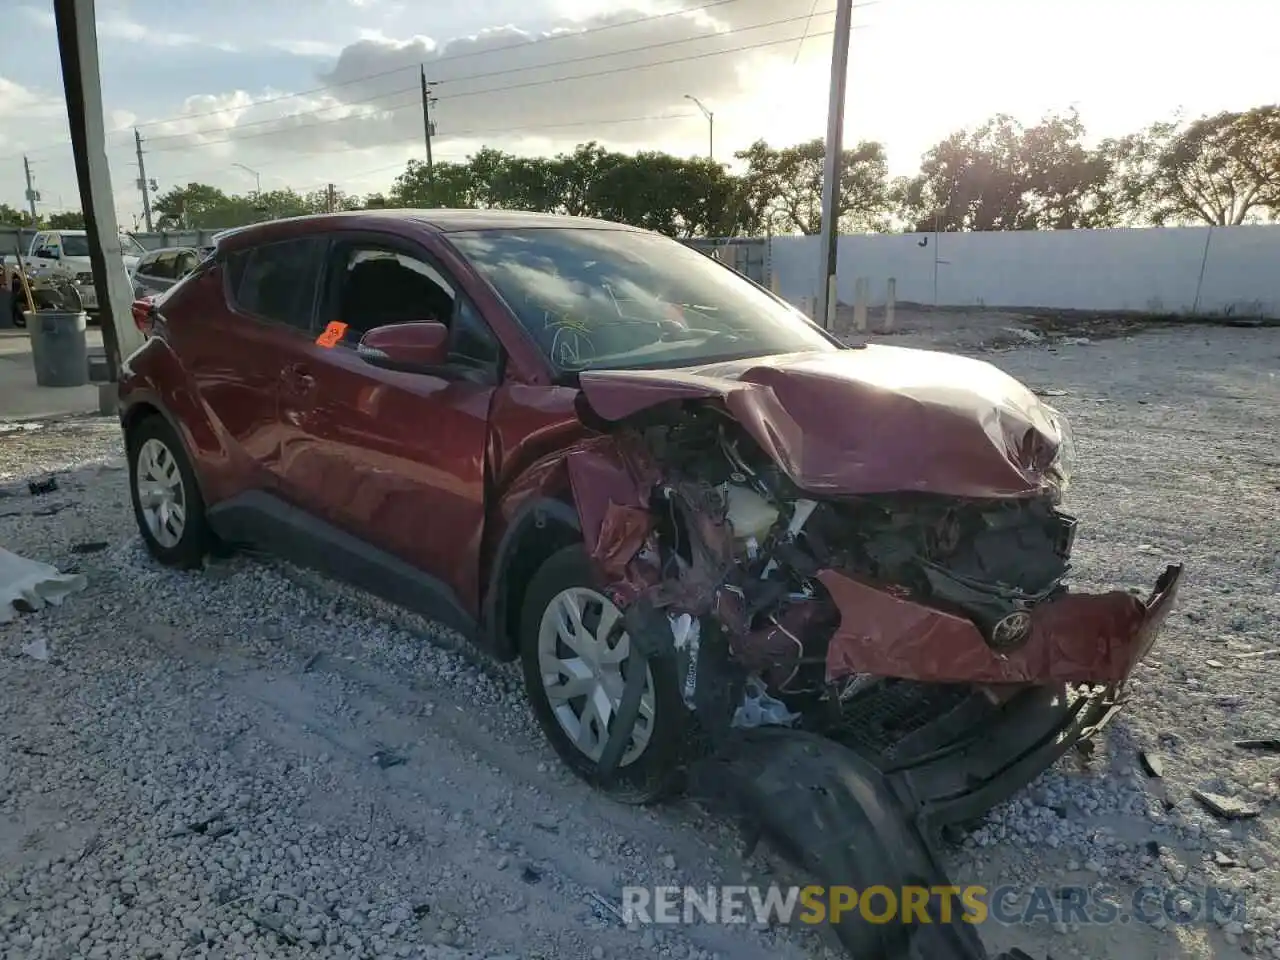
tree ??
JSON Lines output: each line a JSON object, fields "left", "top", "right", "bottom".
{"left": 736, "top": 138, "right": 892, "bottom": 235}
{"left": 152, "top": 182, "right": 233, "bottom": 229}
{"left": 897, "top": 112, "right": 1114, "bottom": 232}
{"left": 0, "top": 204, "right": 39, "bottom": 228}
{"left": 47, "top": 211, "right": 86, "bottom": 229}
{"left": 1103, "top": 106, "right": 1280, "bottom": 226}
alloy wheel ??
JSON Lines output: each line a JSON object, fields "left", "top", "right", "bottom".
{"left": 536, "top": 586, "right": 656, "bottom": 766}
{"left": 135, "top": 437, "right": 187, "bottom": 548}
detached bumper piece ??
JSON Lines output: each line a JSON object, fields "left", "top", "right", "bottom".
{"left": 691, "top": 568, "right": 1183, "bottom": 960}
{"left": 822, "top": 565, "right": 1182, "bottom": 685}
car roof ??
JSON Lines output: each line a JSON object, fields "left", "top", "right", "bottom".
{"left": 215, "top": 208, "right": 643, "bottom": 253}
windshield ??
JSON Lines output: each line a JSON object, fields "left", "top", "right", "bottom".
{"left": 120, "top": 234, "right": 146, "bottom": 256}
{"left": 60, "top": 235, "right": 90, "bottom": 257}
{"left": 448, "top": 228, "right": 835, "bottom": 373}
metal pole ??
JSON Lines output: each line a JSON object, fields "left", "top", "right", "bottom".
{"left": 420, "top": 65, "right": 436, "bottom": 192}
{"left": 134, "top": 129, "right": 153, "bottom": 232}
{"left": 684, "top": 95, "right": 714, "bottom": 162}
{"left": 23, "top": 156, "right": 38, "bottom": 222}
{"left": 815, "top": 0, "right": 853, "bottom": 330}
{"left": 53, "top": 0, "right": 145, "bottom": 382}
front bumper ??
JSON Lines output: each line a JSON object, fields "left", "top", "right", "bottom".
{"left": 821, "top": 564, "right": 1183, "bottom": 685}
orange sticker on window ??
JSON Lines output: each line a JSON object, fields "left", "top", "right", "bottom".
{"left": 316, "top": 320, "right": 348, "bottom": 348}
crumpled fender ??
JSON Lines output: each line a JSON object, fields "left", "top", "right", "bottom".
{"left": 563, "top": 438, "right": 657, "bottom": 585}
{"left": 578, "top": 346, "right": 1065, "bottom": 499}
{"left": 821, "top": 564, "right": 1183, "bottom": 684}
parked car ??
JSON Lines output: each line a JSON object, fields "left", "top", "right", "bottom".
{"left": 131, "top": 245, "right": 206, "bottom": 299}
{"left": 5, "top": 229, "right": 144, "bottom": 326}
{"left": 117, "top": 210, "right": 1179, "bottom": 959}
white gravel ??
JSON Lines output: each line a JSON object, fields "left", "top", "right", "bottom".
{"left": 2, "top": 322, "right": 1278, "bottom": 960}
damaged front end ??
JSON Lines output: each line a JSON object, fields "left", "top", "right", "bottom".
{"left": 563, "top": 370, "right": 1181, "bottom": 959}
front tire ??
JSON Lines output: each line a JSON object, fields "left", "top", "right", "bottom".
{"left": 519, "top": 546, "right": 684, "bottom": 803}
{"left": 126, "top": 415, "right": 211, "bottom": 568}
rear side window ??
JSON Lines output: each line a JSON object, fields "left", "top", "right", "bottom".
{"left": 152, "top": 252, "right": 178, "bottom": 279}
{"left": 230, "top": 238, "right": 325, "bottom": 332}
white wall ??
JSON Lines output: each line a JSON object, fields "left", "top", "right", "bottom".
{"left": 769, "top": 225, "right": 1280, "bottom": 318}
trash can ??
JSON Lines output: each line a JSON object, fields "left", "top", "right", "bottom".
{"left": 26, "top": 310, "right": 89, "bottom": 388}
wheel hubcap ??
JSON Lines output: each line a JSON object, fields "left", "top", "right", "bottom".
{"left": 135, "top": 437, "right": 187, "bottom": 548}
{"left": 537, "top": 586, "right": 656, "bottom": 766}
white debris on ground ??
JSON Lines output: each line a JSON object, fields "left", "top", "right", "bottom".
{"left": 1, "top": 323, "right": 1278, "bottom": 960}
{"left": 0, "top": 546, "right": 88, "bottom": 625}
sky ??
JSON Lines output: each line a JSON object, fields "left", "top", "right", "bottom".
{"left": 0, "top": 0, "right": 1276, "bottom": 228}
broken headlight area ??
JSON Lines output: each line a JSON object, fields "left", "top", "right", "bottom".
{"left": 570, "top": 406, "right": 1176, "bottom": 748}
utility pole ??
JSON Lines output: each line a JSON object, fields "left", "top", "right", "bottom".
{"left": 816, "top": 0, "right": 854, "bottom": 331}
{"left": 325, "top": 183, "right": 336, "bottom": 214}
{"left": 420, "top": 65, "right": 437, "bottom": 193}
{"left": 23, "top": 156, "right": 39, "bottom": 222}
{"left": 134, "top": 129, "right": 153, "bottom": 232}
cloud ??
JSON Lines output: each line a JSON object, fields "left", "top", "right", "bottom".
{"left": 271, "top": 39, "right": 346, "bottom": 58}
{"left": 0, "top": 76, "right": 65, "bottom": 121}
{"left": 132, "top": 0, "right": 830, "bottom": 161}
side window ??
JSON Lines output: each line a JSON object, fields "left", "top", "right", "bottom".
{"left": 331, "top": 245, "right": 455, "bottom": 342}
{"left": 174, "top": 251, "right": 198, "bottom": 277}
{"left": 234, "top": 238, "right": 324, "bottom": 333}
{"left": 152, "top": 252, "right": 178, "bottom": 279}
{"left": 452, "top": 296, "right": 500, "bottom": 368}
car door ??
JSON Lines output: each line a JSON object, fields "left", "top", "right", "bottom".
{"left": 166, "top": 235, "right": 326, "bottom": 494}
{"left": 273, "top": 233, "right": 501, "bottom": 609}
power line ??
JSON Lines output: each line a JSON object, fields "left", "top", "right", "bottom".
{"left": 0, "top": 0, "right": 757, "bottom": 162}
{"left": 153, "top": 111, "right": 701, "bottom": 184}
{"left": 143, "top": 8, "right": 837, "bottom": 149}
{"left": 131, "top": 0, "right": 751, "bottom": 129}
{"left": 144, "top": 26, "right": 839, "bottom": 152}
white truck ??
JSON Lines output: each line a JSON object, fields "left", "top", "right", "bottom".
{"left": 6, "top": 229, "right": 144, "bottom": 326}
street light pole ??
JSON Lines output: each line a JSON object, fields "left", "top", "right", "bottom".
{"left": 684, "top": 94, "right": 714, "bottom": 161}
{"left": 816, "top": 0, "right": 854, "bottom": 331}
{"left": 232, "top": 162, "right": 261, "bottom": 198}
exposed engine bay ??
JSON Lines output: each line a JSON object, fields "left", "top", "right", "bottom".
{"left": 563, "top": 391, "right": 1181, "bottom": 960}
{"left": 580, "top": 404, "right": 1085, "bottom": 732}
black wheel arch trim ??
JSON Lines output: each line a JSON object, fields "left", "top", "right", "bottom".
{"left": 477, "top": 496, "right": 582, "bottom": 661}
{"left": 118, "top": 392, "right": 216, "bottom": 508}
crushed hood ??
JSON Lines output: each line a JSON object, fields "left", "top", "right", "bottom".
{"left": 578, "top": 346, "right": 1065, "bottom": 498}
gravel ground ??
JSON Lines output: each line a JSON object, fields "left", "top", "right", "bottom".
{"left": 2, "top": 323, "right": 1278, "bottom": 960}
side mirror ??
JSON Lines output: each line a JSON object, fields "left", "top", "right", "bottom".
{"left": 357, "top": 321, "right": 450, "bottom": 373}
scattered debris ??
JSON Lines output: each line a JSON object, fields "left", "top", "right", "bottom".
{"left": 372, "top": 749, "right": 407, "bottom": 769}
{"left": 70, "top": 541, "right": 109, "bottom": 554}
{"left": 302, "top": 651, "right": 323, "bottom": 672}
{"left": 1139, "top": 750, "right": 1164, "bottom": 778}
{"left": 1206, "top": 658, "right": 1226, "bottom": 668}
{"left": 1214, "top": 850, "right": 1240, "bottom": 867}
{"left": 0, "top": 546, "right": 89, "bottom": 624}
{"left": 586, "top": 891, "right": 625, "bottom": 925}
{"left": 20, "top": 637, "right": 49, "bottom": 661}
{"left": 1033, "top": 387, "right": 1069, "bottom": 397}
{"left": 1193, "top": 790, "right": 1261, "bottom": 821}
{"left": 165, "top": 812, "right": 228, "bottom": 838}
{"left": 1233, "top": 738, "right": 1280, "bottom": 753}
{"left": 1232, "top": 649, "right": 1279, "bottom": 661}
{"left": 519, "top": 865, "right": 542, "bottom": 885}
{"left": 27, "top": 476, "right": 59, "bottom": 496}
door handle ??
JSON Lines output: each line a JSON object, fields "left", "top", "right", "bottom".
{"left": 282, "top": 364, "right": 315, "bottom": 393}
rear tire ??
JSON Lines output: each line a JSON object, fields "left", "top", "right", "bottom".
{"left": 126, "top": 415, "right": 212, "bottom": 568}
{"left": 519, "top": 545, "right": 684, "bottom": 804}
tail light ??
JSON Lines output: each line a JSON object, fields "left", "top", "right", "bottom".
{"left": 131, "top": 296, "right": 156, "bottom": 337}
